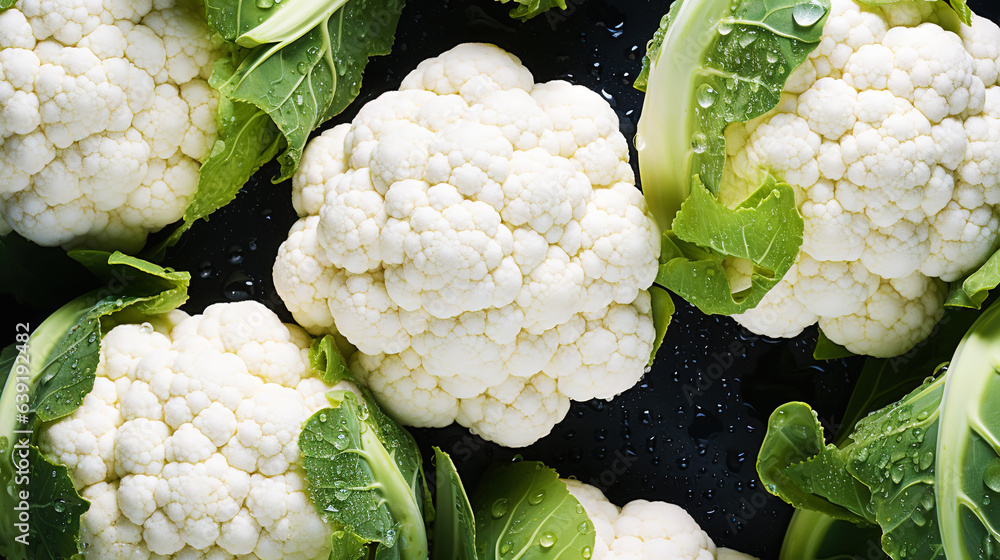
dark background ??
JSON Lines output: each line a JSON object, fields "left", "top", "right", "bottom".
{"left": 5, "top": 1, "right": 999, "bottom": 558}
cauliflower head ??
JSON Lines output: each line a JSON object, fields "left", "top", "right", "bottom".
{"left": 563, "top": 479, "right": 758, "bottom": 560}
{"left": 722, "top": 0, "right": 1000, "bottom": 357}
{"left": 273, "top": 43, "right": 661, "bottom": 447}
{"left": 0, "top": 0, "right": 223, "bottom": 251}
{"left": 38, "top": 301, "right": 345, "bottom": 559}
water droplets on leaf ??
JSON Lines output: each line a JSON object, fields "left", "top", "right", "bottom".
{"left": 539, "top": 532, "right": 558, "bottom": 548}
{"left": 696, "top": 84, "right": 717, "bottom": 108}
{"left": 920, "top": 489, "right": 935, "bottom": 511}
{"left": 918, "top": 451, "right": 933, "bottom": 471}
{"left": 792, "top": 0, "right": 827, "bottom": 28}
{"left": 528, "top": 490, "right": 545, "bottom": 505}
{"left": 890, "top": 464, "right": 905, "bottom": 484}
{"left": 738, "top": 30, "right": 758, "bottom": 48}
{"left": 333, "top": 480, "right": 351, "bottom": 501}
{"left": 691, "top": 133, "right": 708, "bottom": 154}
{"left": 492, "top": 498, "right": 509, "bottom": 519}
{"left": 983, "top": 457, "right": 1000, "bottom": 492}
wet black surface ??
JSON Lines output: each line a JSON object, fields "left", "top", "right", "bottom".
{"left": 5, "top": 0, "right": 1000, "bottom": 558}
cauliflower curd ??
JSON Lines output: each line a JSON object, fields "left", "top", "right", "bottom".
{"left": 274, "top": 43, "right": 661, "bottom": 447}
{"left": 0, "top": 0, "right": 222, "bottom": 251}
{"left": 723, "top": 0, "right": 1000, "bottom": 356}
{"left": 564, "top": 480, "right": 758, "bottom": 560}
{"left": 39, "top": 302, "right": 341, "bottom": 559}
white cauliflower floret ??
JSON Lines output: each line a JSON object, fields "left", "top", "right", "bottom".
{"left": 0, "top": 0, "right": 223, "bottom": 252}
{"left": 563, "top": 480, "right": 758, "bottom": 560}
{"left": 38, "top": 301, "right": 345, "bottom": 560}
{"left": 274, "top": 43, "right": 661, "bottom": 447}
{"left": 723, "top": 0, "right": 1000, "bottom": 357}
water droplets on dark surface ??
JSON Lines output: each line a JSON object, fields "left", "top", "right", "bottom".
{"left": 198, "top": 260, "right": 214, "bottom": 279}
{"left": 222, "top": 271, "right": 256, "bottom": 301}
{"left": 227, "top": 246, "right": 245, "bottom": 266}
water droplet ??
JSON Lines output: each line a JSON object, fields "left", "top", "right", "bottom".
{"left": 529, "top": 491, "right": 545, "bottom": 505}
{"left": 491, "top": 499, "right": 509, "bottom": 518}
{"left": 792, "top": 0, "right": 827, "bottom": 27}
{"left": 891, "top": 465, "right": 905, "bottom": 484}
{"left": 227, "top": 246, "right": 244, "bottom": 265}
{"left": 738, "top": 31, "right": 757, "bottom": 48}
{"left": 634, "top": 134, "right": 646, "bottom": 151}
{"left": 918, "top": 451, "right": 933, "bottom": 471}
{"left": 718, "top": 21, "right": 733, "bottom": 35}
{"left": 197, "top": 260, "right": 214, "bottom": 279}
{"left": 691, "top": 132, "right": 708, "bottom": 154}
{"left": 297, "top": 62, "right": 309, "bottom": 74}
{"left": 920, "top": 489, "right": 935, "bottom": 511}
{"left": 766, "top": 51, "right": 779, "bottom": 64}
{"left": 577, "top": 520, "right": 591, "bottom": 533}
{"left": 319, "top": 414, "right": 328, "bottom": 423}
{"left": 539, "top": 532, "right": 558, "bottom": 548}
{"left": 856, "top": 447, "right": 869, "bottom": 462}
{"left": 255, "top": 0, "right": 273, "bottom": 7}
{"left": 983, "top": 458, "right": 1000, "bottom": 492}
{"left": 222, "top": 272, "right": 256, "bottom": 301}
{"left": 582, "top": 546, "right": 593, "bottom": 559}
{"left": 139, "top": 322, "right": 154, "bottom": 335}
{"left": 500, "top": 543, "right": 512, "bottom": 555}
{"left": 696, "top": 84, "right": 717, "bottom": 108}
{"left": 54, "top": 501, "right": 65, "bottom": 513}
